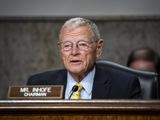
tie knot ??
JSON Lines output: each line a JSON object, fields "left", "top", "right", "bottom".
{"left": 76, "top": 83, "right": 83, "bottom": 92}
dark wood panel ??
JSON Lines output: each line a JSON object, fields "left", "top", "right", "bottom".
{"left": 0, "top": 115, "right": 160, "bottom": 120}
{"left": 0, "top": 100, "right": 160, "bottom": 120}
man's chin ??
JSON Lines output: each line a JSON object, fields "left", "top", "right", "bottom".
{"left": 68, "top": 68, "right": 83, "bottom": 75}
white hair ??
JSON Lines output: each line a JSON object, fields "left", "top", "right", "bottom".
{"left": 59, "top": 17, "right": 101, "bottom": 41}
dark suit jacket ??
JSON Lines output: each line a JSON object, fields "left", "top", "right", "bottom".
{"left": 27, "top": 64, "right": 142, "bottom": 99}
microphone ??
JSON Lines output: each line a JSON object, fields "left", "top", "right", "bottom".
{"left": 68, "top": 85, "right": 78, "bottom": 99}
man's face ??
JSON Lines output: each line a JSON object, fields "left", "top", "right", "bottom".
{"left": 60, "top": 26, "right": 103, "bottom": 77}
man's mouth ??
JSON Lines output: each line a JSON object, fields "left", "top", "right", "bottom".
{"left": 70, "top": 60, "right": 82, "bottom": 64}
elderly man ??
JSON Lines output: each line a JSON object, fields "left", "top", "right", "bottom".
{"left": 27, "top": 17, "right": 141, "bottom": 99}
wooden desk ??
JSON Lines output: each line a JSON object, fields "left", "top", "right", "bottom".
{"left": 0, "top": 100, "right": 160, "bottom": 120}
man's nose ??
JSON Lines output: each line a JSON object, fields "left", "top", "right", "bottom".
{"left": 71, "top": 44, "right": 80, "bottom": 55}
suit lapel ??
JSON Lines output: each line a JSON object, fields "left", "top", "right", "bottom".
{"left": 92, "top": 65, "right": 111, "bottom": 99}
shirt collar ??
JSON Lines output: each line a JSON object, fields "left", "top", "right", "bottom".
{"left": 67, "top": 67, "right": 95, "bottom": 95}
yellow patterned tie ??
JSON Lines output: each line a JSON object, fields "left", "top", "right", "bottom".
{"left": 71, "top": 83, "right": 83, "bottom": 100}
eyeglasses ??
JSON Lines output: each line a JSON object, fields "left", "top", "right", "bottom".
{"left": 58, "top": 40, "right": 97, "bottom": 51}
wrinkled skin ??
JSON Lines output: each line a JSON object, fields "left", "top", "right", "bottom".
{"left": 60, "top": 26, "right": 104, "bottom": 82}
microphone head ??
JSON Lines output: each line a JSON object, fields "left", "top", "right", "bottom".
{"left": 68, "top": 85, "right": 79, "bottom": 99}
{"left": 72, "top": 85, "right": 78, "bottom": 92}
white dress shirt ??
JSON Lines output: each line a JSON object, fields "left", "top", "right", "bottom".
{"left": 65, "top": 67, "right": 95, "bottom": 99}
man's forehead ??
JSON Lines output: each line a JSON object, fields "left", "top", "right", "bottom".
{"left": 61, "top": 26, "right": 92, "bottom": 37}
{"left": 59, "top": 25, "right": 93, "bottom": 41}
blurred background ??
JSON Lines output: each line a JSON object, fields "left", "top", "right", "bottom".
{"left": 0, "top": 0, "right": 160, "bottom": 99}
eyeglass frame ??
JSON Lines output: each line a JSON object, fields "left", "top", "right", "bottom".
{"left": 57, "top": 40, "right": 98, "bottom": 51}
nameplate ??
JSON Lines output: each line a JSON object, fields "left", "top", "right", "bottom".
{"left": 8, "top": 85, "right": 64, "bottom": 99}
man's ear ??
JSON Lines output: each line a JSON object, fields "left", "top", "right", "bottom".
{"left": 96, "top": 39, "right": 104, "bottom": 58}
